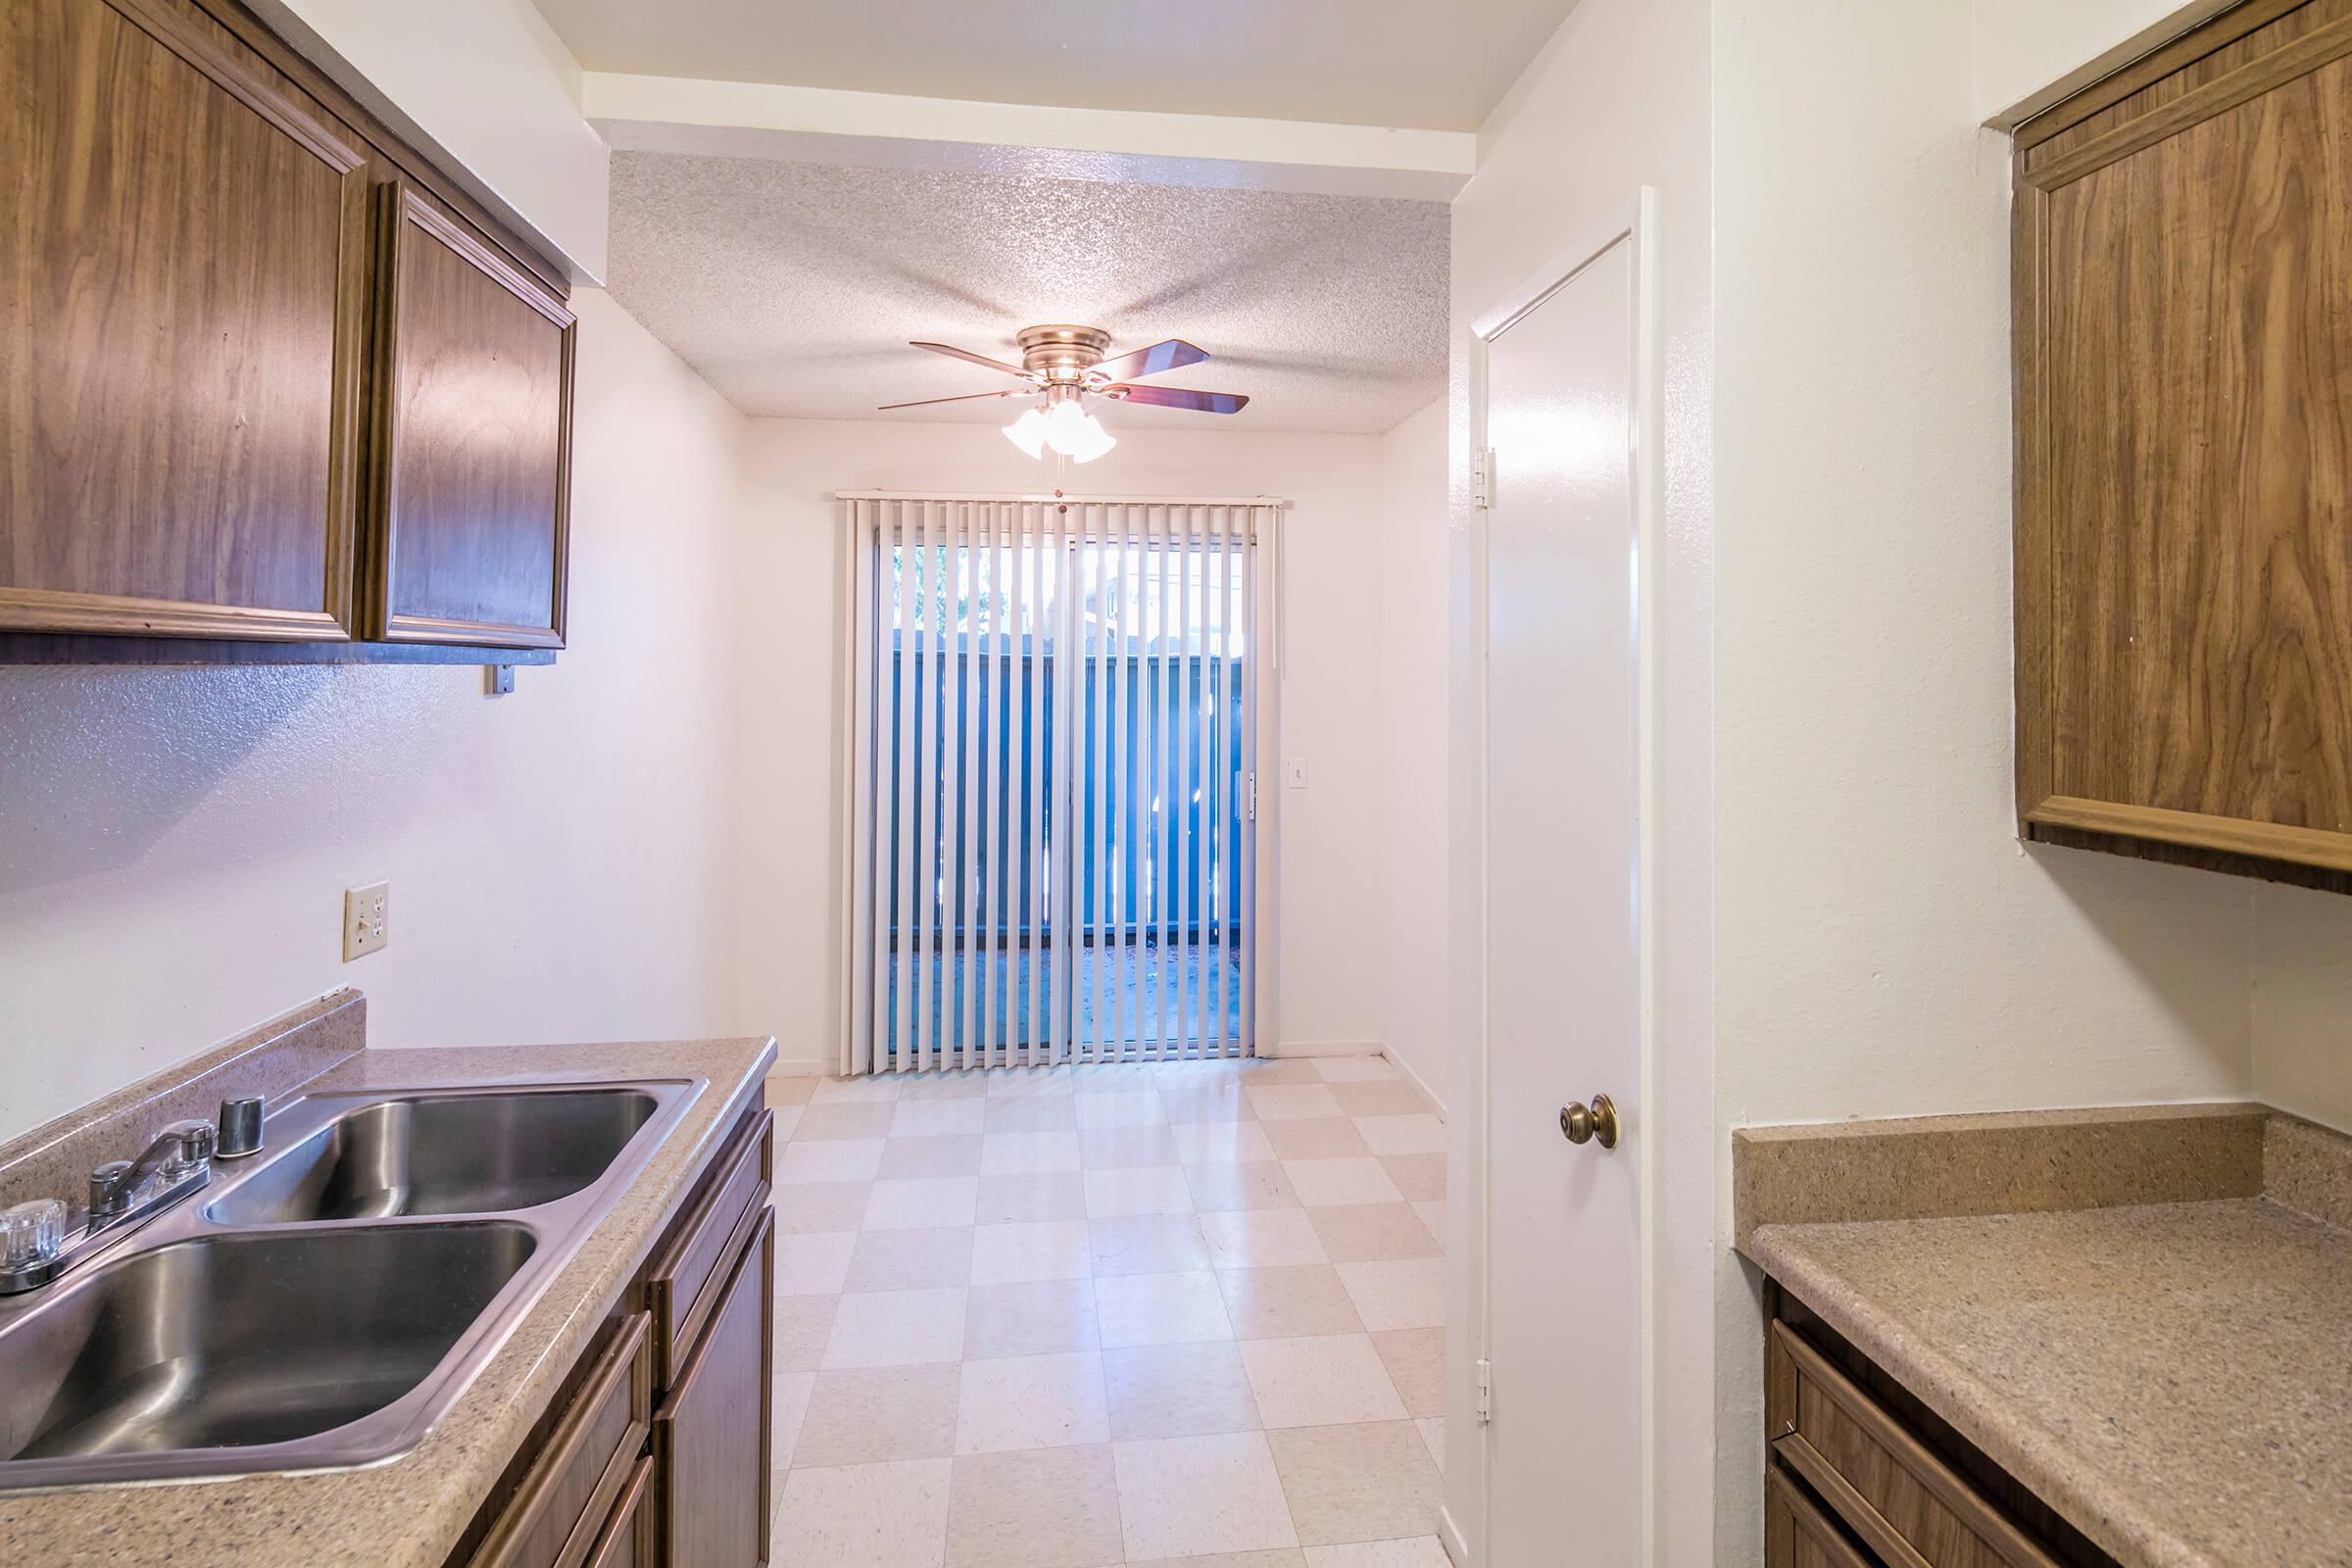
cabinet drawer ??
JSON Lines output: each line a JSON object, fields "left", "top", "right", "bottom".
{"left": 1768, "top": 1322, "right": 2058, "bottom": 1568}
{"left": 472, "top": 1312, "right": 654, "bottom": 1568}
{"left": 1768, "top": 1466, "right": 1877, "bottom": 1568}
{"left": 582, "top": 1456, "right": 656, "bottom": 1568}
{"left": 645, "top": 1106, "right": 771, "bottom": 1388}
{"left": 654, "top": 1205, "right": 773, "bottom": 1568}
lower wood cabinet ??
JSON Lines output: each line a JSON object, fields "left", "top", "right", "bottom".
{"left": 463, "top": 1095, "right": 774, "bottom": 1568}
{"left": 1763, "top": 1294, "right": 2118, "bottom": 1568}
{"left": 653, "top": 1206, "right": 774, "bottom": 1568}
{"left": 583, "top": 1458, "right": 656, "bottom": 1568}
{"left": 645, "top": 1109, "right": 773, "bottom": 1388}
{"left": 470, "top": 1314, "right": 654, "bottom": 1568}
{"left": 1768, "top": 1468, "right": 1874, "bottom": 1568}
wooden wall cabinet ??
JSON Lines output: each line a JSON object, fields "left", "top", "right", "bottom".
{"left": 1, "top": 0, "right": 573, "bottom": 663}
{"left": 2, "top": 0, "right": 371, "bottom": 642}
{"left": 2014, "top": 0, "right": 2352, "bottom": 886}
{"left": 371, "top": 186, "right": 573, "bottom": 650}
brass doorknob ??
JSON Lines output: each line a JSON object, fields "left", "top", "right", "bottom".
{"left": 1558, "top": 1095, "right": 1620, "bottom": 1150}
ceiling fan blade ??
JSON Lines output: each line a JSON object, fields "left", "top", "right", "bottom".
{"left": 910, "top": 340, "right": 1030, "bottom": 377}
{"left": 877, "top": 388, "right": 1025, "bottom": 411}
{"left": 1093, "top": 338, "right": 1209, "bottom": 382}
{"left": 1106, "top": 384, "right": 1249, "bottom": 415}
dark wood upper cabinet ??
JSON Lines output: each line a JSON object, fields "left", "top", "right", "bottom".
{"left": 1, "top": 0, "right": 371, "bottom": 641}
{"left": 0, "top": 0, "right": 573, "bottom": 662}
{"left": 2014, "top": 0, "right": 2352, "bottom": 886}
{"left": 371, "top": 186, "right": 574, "bottom": 650}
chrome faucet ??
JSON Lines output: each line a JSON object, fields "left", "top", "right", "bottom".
{"left": 0, "top": 1116, "right": 222, "bottom": 1296}
{"left": 87, "top": 1121, "right": 217, "bottom": 1221}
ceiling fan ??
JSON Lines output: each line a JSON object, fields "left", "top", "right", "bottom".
{"left": 879, "top": 324, "right": 1250, "bottom": 463}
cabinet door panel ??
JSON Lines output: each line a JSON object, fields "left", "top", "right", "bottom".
{"left": 0, "top": 0, "right": 368, "bottom": 638}
{"left": 2017, "top": 1, "right": 2352, "bottom": 876}
{"left": 653, "top": 1208, "right": 772, "bottom": 1568}
{"left": 583, "top": 1457, "right": 656, "bottom": 1568}
{"left": 373, "top": 185, "right": 573, "bottom": 649}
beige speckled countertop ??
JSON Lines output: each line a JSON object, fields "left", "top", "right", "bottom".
{"left": 1740, "top": 1109, "right": 2352, "bottom": 1568}
{"left": 0, "top": 1026, "right": 775, "bottom": 1567}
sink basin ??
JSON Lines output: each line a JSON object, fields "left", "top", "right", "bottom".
{"left": 0, "top": 1224, "right": 532, "bottom": 1469}
{"left": 0, "top": 1076, "right": 698, "bottom": 1490}
{"left": 208, "top": 1088, "right": 661, "bottom": 1224}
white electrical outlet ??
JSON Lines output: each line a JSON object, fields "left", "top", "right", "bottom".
{"left": 344, "top": 881, "right": 389, "bottom": 960}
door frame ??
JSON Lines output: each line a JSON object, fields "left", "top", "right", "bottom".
{"left": 1464, "top": 185, "right": 1663, "bottom": 1565}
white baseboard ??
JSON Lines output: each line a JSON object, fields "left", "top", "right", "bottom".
{"left": 1264, "top": 1037, "right": 1385, "bottom": 1059}
{"left": 1439, "top": 1502, "right": 1471, "bottom": 1565}
{"left": 766, "top": 1056, "right": 827, "bottom": 1079}
{"left": 1384, "top": 1046, "right": 1446, "bottom": 1120}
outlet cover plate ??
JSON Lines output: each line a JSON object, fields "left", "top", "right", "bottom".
{"left": 344, "top": 881, "right": 389, "bottom": 960}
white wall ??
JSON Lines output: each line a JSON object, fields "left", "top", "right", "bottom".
{"left": 265, "top": 0, "right": 612, "bottom": 280}
{"left": 1450, "top": 1, "right": 2316, "bottom": 1564}
{"left": 2252, "top": 888, "right": 2352, "bottom": 1134}
{"left": 1706, "top": 1, "right": 2266, "bottom": 1561}
{"left": 1711, "top": 1, "right": 2257, "bottom": 1127}
{"left": 1972, "top": 0, "right": 2234, "bottom": 123}
{"left": 0, "top": 291, "right": 744, "bottom": 1141}
{"left": 727, "top": 418, "right": 1396, "bottom": 1071}
{"left": 1377, "top": 399, "right": 1450, "bottom": 1110}
{"left": 1447, "top": 0, "right": 1718, "bottom": 1559}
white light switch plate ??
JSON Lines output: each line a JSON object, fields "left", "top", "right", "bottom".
{"left": 344, "top": 881, "right": 389, "bottom": 960}
{"left": 1286, "top": 759, "right": 1308, "bottom": 789}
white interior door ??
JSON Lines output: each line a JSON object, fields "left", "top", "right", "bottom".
{"left": 1478, "top": 211, "right": 1648, "bottom": 1564}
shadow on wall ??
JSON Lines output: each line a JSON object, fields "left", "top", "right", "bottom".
{"left": 2027, "top": 839, "right": 2256, "bottom": 1088}
{"left": 0, "top": 665, "right": 446, "bottom": 896}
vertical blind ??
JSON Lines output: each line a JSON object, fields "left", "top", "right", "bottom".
{"left": 840, "top": 495, "right": 1277, "bottom": 1074}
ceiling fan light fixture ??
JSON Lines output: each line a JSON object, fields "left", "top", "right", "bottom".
{"left": 916, "top": 327, "right": 1233, "bottom": 461}
{"left": 1003, "top": 406, "right": 1049, "bottom": 458}
{"left": 1055, "top": 412, "right": 1117, "bottom": 464}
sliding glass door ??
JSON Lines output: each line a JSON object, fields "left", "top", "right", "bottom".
{"left": 841, "top": 496, "right": 1275, "bottom": 1072}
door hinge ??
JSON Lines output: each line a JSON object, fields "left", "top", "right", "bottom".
{"left": 1473, "top": 446, "right": 1495, "bottom": 510}
{"left": 1248, "top": 771, "right": 1257, "bottom": 820}
{"left": 1475, "top": 1357, "right": 1493, "bottom": 1423}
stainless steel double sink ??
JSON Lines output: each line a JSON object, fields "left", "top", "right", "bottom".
{"left": 0, "top": 1079, "right": 700, "bottom": 1491}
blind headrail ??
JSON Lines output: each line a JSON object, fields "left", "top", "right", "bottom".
{"left": 836, "top": 490, "right": 1290, "bottom": 507}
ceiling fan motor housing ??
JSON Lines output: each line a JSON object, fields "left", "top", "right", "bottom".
{"left": 1017, "top": 324, "right": 1113, "bottom": 384}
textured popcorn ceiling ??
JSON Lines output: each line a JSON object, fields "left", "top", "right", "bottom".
{"left": 533, "top": 0, "right": 1580, "bottom": 132}
{"left": 606, "top": 152, "right": 1448, "bottom": 433}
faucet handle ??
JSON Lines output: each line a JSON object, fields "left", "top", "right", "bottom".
{"left": 89, "top": 1159, "right": 135, "bottom": 1218}
{"left": 160, "top": 1119, "right": 217, "bottom": 1177}
{"left": 1, "top": 1200, "right": 65, "bottom": 1272}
